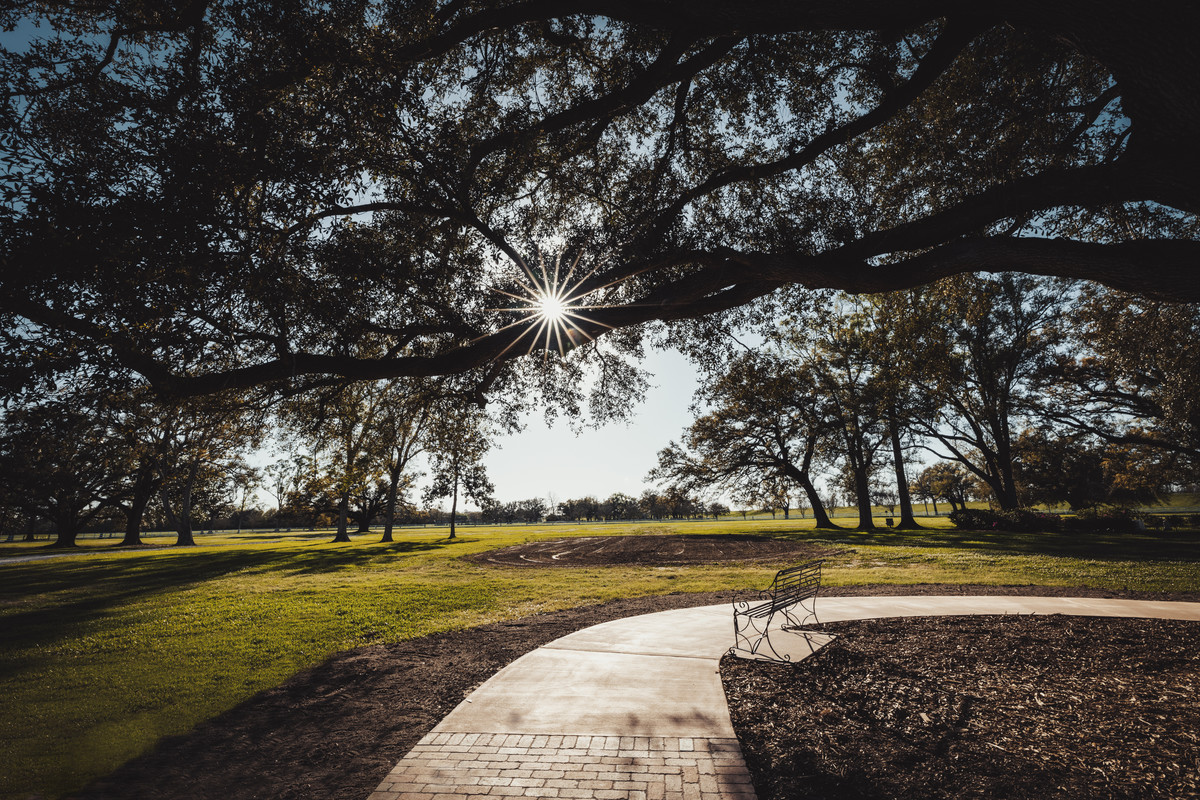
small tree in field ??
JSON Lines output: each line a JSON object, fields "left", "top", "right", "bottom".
{"left": 423, "top": 403, "right": 494, "bottom": 539}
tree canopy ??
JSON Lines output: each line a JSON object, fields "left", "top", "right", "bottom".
{"left": 2, "top": 1, "right": 1198, "bottom": 403}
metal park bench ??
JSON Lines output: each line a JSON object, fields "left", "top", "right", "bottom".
{"left": 731, "top": 559, "right": 824, "bottom": 662}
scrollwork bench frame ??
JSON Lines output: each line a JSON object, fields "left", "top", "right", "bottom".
{"left": 730, "top": 559, "right": 824, "bottom": 662}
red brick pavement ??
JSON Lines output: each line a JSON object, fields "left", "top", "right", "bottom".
{"left": 368, "top": 732, "right": 757, "bottom": 800}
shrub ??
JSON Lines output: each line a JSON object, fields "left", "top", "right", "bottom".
{"left": 1005, "top": 509, "right": 1063, "bottom": 532}
{"left": 949, "top": 507, "right": 1063, "bottom": 532}
{"left": 1064, "top": 506, "right": 1145, "bottom": 533}
{"left": 948, "top": 508, "right": 1000, "bottom": 530}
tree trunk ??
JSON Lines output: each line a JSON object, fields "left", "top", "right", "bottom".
{"left": 52, "top": 529, "right": 79, "bottom": 547}
{"left": 332, "top": 491, "right": 351, "bottom": 542}
{"left": 992, "top": 412, "right": 1021, "bottom": 510}
{"left": 792, "top": 471, "right": 836, "bottom": 529}
{"left": 448, "top": 469, "right": 459, "bottom": 540}
{"left": 850, "top": 454, "right": 875, "bottom": 530}
{"left": 51, "top": 513, "right": 79, "bottom": 548}
{"left": 119, "top": 468, "right": 157, "bottom": 546}
{"left": 381, "top": 465, "right": 401, "bottom": 543}
{"left": 888, "top": 414, "right": 920, "bottom": 529}
{"left": 172, "top": 460, "right": 199, "bottom": 546}
{"left": 175, "top": 513, "right": 194, "bottom": 546}
{"left": 784, "top": 439, "right": 837, "bottom": 529}
{"left": 854, "top": 477, "right": 875, "bottom": 529}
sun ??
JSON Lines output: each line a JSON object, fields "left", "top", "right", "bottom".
{"left": 536, "top": 292, "right": 568, "bottom": 323}
{"left": 482, "top": 251, "right": 613, "bottom": 359}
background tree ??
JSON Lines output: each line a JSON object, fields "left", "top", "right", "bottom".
{"left": 916, "top": 462, "right": 976, "bottom": 513}
{"left": 911, "top": 275, "right": 1063, "bottom": 509}
{"left": 423, "top": 403, "right": 495, "bottom": 539}
{"left": 286, "top": 383, "right": 385, "bottom": 543}
{"left": 784, "top": 305, "right": 890, "bottom": 530}
{"left": 601, "top": 493, "right": 639, "bottom": 521}
{"left": 0, "top": 401, "right": 131, "bottom": 547}
{"left": 286, "top": 461, "right": 339, "bottom": 530}
{"left": 263, "top": 452, "right": 309, "bottom": 531}
{"left": 228, "top": 460, "right": 261, "bottom": 534}
{"left": 910, "top": 469, "right": 940, "bottom": 515}
{"left": 99, "top": 388, "right": 174, "bottom": 546}
{"left": 861, "top": 292, "right": 940, "bottom": 528}
{"left": 651, "top": 350, "right": 837, "bottom": 528}
{"left": 1013, "top": 429, "right": 1167, "bottom": 510}
{"left": 370, "top": 379, "right": 437, "bottom": 543}
{"left": 155, "top": 399, "right": 261, "bottom": 546}
{"left": 1040, "top": 285, "right": 1200, "bottom": 474}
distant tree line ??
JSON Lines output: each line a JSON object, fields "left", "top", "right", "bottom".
{"left": 0, "top": 374, "right": 496, "bottom": 546}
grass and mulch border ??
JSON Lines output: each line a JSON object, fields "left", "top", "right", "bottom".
{"left": 66, "top": 584, "right": 1200, "bottom": 800}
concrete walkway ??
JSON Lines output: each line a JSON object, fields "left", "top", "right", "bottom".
{"left": 368, "top": 596, "right": 1200, "bottom": 800}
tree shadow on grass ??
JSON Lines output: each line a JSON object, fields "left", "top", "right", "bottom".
{"left": 0, "top": 537, "right": 461, "bottom": 657}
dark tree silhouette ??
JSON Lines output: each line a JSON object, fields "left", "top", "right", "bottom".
{"left": 1, "top": 3, "right": 1196, "bottom": 401}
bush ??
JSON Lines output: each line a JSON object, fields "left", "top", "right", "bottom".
{"left": 1064, "top": 506, "right": 1145, "bottom": 533}
{"left": 949, "top": 507, "right": 1063, "bottom": 532}
{"left": 948, "top": 508, "right": 999, "bottom": 530}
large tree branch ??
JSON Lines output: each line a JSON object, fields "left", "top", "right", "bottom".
{"left": 4, "top": 1, "right": 212, "bottom": 98}
{"left": 837, "top": 162, "right": 1139, "bottom": 260}
{"left": 123, "top": 236, "right": 1188, "bottom": 396}
{"left": 639, "top": 17, "right": 982, "bottom": 245}
{"left": 462, "top": 33, "right": 739, "bottom": 181}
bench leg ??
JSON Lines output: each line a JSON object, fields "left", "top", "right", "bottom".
{"left": 779, "top": 596, "right": 819, "bottom": 631}
{"left": 731, "top": 603, "right": 794, "bottom": 662}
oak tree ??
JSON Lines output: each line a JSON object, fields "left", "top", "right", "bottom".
{"left": 3, "top": 2, "right": 1197, "bottom": 405}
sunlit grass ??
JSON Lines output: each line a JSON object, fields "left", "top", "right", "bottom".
{"left": 1, "top": 518, "right": 1198, "bottom": 799}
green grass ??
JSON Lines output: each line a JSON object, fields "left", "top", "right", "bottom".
{"left": 2, "top": 518, "right": 1199, "bottom": 800}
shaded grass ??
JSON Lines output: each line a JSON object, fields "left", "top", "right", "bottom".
{"left": 2, "top": 518, "right": 1199, "bottom": 799}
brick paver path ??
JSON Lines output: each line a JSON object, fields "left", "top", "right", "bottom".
{"left": 371, "top": 733, "right": 755, "bottom": 800}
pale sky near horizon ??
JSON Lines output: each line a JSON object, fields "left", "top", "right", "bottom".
{"left": 482, "top": 347, "right": 700, "bottom": 505}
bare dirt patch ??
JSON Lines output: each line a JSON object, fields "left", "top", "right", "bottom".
{"left": 463, "top": 533, "right": 837, "bottom": 567}
{"left": 722, "top": 615, "right": 1200, "bottom": 800}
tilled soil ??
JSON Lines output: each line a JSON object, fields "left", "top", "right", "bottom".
{"left": 722, "top": 615, "right": 1200, "bottom": 800}
{"left": 463, "top": 533, "right": 838, "bottom": 567}
{"left": 68, "top": 582, "right": 1200, "bottom": 800}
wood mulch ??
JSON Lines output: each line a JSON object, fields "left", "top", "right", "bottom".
{"left": 722, "top": 614, "right": 1200, "bottom": 800}
{"left": 67, "top": 576, "right": 1200, "bottom": 799}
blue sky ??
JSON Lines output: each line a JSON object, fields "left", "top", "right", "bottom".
{"left": 483, "top": 347, "right": 699, "bottom": 504}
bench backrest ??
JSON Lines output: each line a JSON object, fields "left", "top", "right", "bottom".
{"left": 768, "top": 559, "right": 822, "bottom": 602}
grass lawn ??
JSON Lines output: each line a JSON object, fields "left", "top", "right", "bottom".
{"left": 2, "top": 518, "right": 1199, "bottom": 800}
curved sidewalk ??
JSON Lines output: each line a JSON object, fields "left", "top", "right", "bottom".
{"left": 368, "top": 596, "right": 1200, "bottom": 800}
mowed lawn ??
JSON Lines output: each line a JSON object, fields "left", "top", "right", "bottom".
{"left": 2, "top": 518, "right": 1199, "bottom": 800}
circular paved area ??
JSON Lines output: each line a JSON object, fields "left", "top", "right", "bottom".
{"left": 368, "top": 596, "right": 1200, "bottom": 800}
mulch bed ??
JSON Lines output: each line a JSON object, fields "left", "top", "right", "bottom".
{"left": 463, "top": 533, "right": 838, "bottom": 567}
{"left": 722, "top": 615, "right": 1200, "bottom": 800}
{"left": 66, "top": 574, "right": 1200, "bottom": 799}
